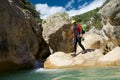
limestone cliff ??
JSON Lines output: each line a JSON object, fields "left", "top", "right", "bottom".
{"left": 0, "top": 0, "right": 50, "bottom": 72}
{"left": 100, "top": 0, "right": 120, "bottom": 47}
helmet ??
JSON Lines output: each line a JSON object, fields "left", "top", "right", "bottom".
{"left": 71, "top": 20, "right": 76, "bottom": 24}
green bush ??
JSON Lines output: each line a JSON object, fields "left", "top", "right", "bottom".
{"left": 20, "top": 0, "right": 42, "bottom": 23}
{"left": 72, "top": 0, "right": 110, "bottom": 30}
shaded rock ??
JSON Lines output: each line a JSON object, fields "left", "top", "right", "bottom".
{"left": 48, "top": 24, "right": 73, "bottom": 53}
{"left": 0, "top": 0, "right": 50, "bottom": 72}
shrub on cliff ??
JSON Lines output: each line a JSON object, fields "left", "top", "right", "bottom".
{"left": 21, "top": 0, "right": 42, "bottom": 23}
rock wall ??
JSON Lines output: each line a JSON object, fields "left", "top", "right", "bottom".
{"left": 100, "top": 0, "right": 120, "bottom": 47}
{"left": 0, "top": 0, "right": 50, "bottom": 72}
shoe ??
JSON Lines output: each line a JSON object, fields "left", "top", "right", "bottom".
{"left": 82, "top": 50, "right": 87, "bottom": 54}
{"left": 71, "top": 53, "right": 76, "bottom": 57}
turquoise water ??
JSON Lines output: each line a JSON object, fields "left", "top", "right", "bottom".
{"left": 0, "top": 67, "right": 120, "bottom": 80}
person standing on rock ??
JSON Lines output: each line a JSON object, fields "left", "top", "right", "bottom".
{"left": 71, "top": 20, "right": 86, "bottom": 56}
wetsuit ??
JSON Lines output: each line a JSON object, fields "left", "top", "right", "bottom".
{"left": 73, "top": 24, "right": 85, "bottom": 53}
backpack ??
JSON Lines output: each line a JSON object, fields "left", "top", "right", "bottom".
{"left": 81, "top": 25, "right": 86, "bottom": 34}
{"left": 77, "top": 24, "right": 86, "bottom": 34}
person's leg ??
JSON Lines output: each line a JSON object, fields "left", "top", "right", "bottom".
{"left": 74, "top": 37, "right": 77, "bottom": 53}
{"left": 77, "top": 36, "right": 85, "bottom": 51}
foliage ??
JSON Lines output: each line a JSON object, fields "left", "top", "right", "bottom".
{"left": 72, "top": 8, "right": 102, "bottom": 30}
{"left": 100, "top": 0, "right": 110, "bottom": 8}
{"left": 72, "top": 0, "right": 110, "bottom": 30}
{"left": 20, "top": 0, "right": 42, "bottom": 23}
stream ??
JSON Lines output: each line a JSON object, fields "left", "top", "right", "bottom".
{"left": 0, "top": 67, "right": 120, "bottom": 80}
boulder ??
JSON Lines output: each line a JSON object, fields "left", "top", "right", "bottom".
{"left": 82, "top": 33, "right": 105, "bottom": 49}
{"left": 98, "top": 46, "right": 120, "bottom": 66}
{"left": 44, "top": 50, "right": 103, "bottom": 68}
{"left": 44, "top": 46, "right": 120, "bottom": 68}
{"left": 42, "top": 12, "right": 70, "bottom": 42}
{"left": 42, "top": 13, "right": 73, "bottom": 53}
{"left": 0, "top": 0, "right": 50, "bottom": 72}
